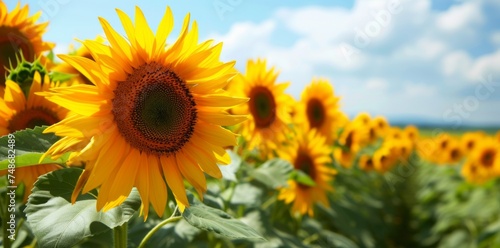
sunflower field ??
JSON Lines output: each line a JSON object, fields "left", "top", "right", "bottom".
{"left": 1, "top": 2, "right": 500, "bottom": 248}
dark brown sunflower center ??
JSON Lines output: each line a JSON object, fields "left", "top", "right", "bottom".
{"left": 450, "top": 148, "right": 460, "bottom": 160}
{"left": 345, "top": 131, "right": 354, "bottom": 149}
{"left": 249, "top": 86, "right": 276, "bottom": 128}
{"left": 8, "top": 107, "right": 59, "bottom": 132}
{"left": 112, "top": 62, "right": 197, "bottom": 155}
{"left": 294, "top": 152, "right": 316, "bottom": 188}
{"left": 0, "top": 27, "right": 35, "bottom": 87}
{"left": 365, "top": 158, "right": 374, "bottom": 169}
{"left": 440, "top": 140, "right": 448, "bottom": 149}
{"left": 369, "top": 127, "right": 376, "bottom": 140}
{"left": 480, "top": 150, "right": 495, "bottom": 168}
{"left": 306, "top": 98, "right": 325, "bottom": 129}
{"left": 466, "top": 141, "right": 475, "bottom": 150}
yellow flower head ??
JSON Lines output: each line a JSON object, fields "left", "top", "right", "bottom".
{"left": 403, "top": 125, "right": 419, "bottom": 143}
{"left": 295, "top": 78, "right": 341, "bottom": 145}
{"left": 359, "top": 154, "right": 374, "bottom": 171}
{"left": 372, "top": 116, "right": 389, "bottom": 137}
{"left": 373, "top": 141, "right": 399, "bottom": 173}
{"left": 0, "top": 71, "right": 67, "bottom": 201}
{"left": 228, "top": 59, "right": 292, "bottom": 157}
{"left": 461, "top": 138, "right": 500, "bottom": 184}
{"left": 0, "top": 2, "right": 54, "bottom": 88}
{"left": 460, "top": 131, "right": 485, "bottom": 154}
{"left": 42, "top": 7, "right": 245, "bottom": 219}
{"left": 278, "top": 129, "right": 336, "bottom": 216}
{"left": 334, "top": 122, "right": 365, "bottom": 168}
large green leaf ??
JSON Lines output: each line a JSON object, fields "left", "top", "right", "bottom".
{"left": 0, "top": 126, "right": 70, "bottom": 170}
{"left": 24, "top": 168, "right": 141, "bottom": 248}
{"left": 182, "top": 193, "right": 265, "bottom": 241}
{"left": 250, "top": 158, "right": 293, "bottom": 189}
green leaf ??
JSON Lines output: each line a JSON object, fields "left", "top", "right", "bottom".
{"left": 318, "top": 230, "right": 359, "bottom": 248}
{"left": 24, "top": 168, "right": 141, "bottom": 248}
{"left": 49, "top": 71, "right": 77, "bottom": 83}
{"left": 218, "top": 150, "right": 241, "bottom": 182}
{"left": 0, "top": 126, "right": 70, "bottom": 170}
{"left": 47, "top": 50, "right": 55, "bottom": 62}
{"left": 250, "top": 159, "right": 293, "bottom": 189}
{"left": 182, "top": 193, "right": 265, "bottom": 241}
{"left": 290, "top": 169, "right": 316, "bottom": 187}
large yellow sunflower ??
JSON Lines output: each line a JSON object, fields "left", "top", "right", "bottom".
{"left": 228, "top": 59, "right": 292, "bottom": 157}
{"left": 295, "top": 78, "right": 341, "bottom": 145}
{"left": 41, "top": 7, "right": 245, "bottom": 219}
{"left": 0, "top": 71, "right": 67, "bottom": 201}
{"left": 0, "top": 2, "right": 54, "bottom": 88}
{"left": 278, "top": 129, "right": 336, "bottom": 216}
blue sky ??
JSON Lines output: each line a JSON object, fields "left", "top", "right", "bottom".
{"left": 6, "top": 0, "right": 500, "bottom": 126}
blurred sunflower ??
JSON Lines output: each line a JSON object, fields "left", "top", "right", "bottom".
{"left": 442, "top": 141, "right": 463, "bottom": 164}
{"left": 229, "top": 59, "right": 291, "bottom": 157}
{"left": 494, "top": 130, "right": 500, "bottom": 144}
{"left": 0, "top": 2, "right": 54, "bottom": 89}
{"left": 42, "top": 7, "right": 245, "bottom": 218}
{"left": 460, "top": 131, "right": 484, "bottom": 155}
{"left": 403, "top": 125, "right": 419, "bottom": 143}
{"left": 278, "top": 129, "right": 336, "bottom": 216}
{"left": 359, "top": 154, "right": 374, "bottom": 171}
{"left": 461, "top": 138, "right": 500, "bottom": 184}
{"left": 52, "top": 36, "right": 105, "bottom": 85}
{"left": 334, "top": 122, "right": 365, "bottom": 168}
{"left": 0, "top": 71, "right": 67, "bottom": 201}
{"left": 373, "top": 142, "right": 398, "bottom": 173}
{"left": 295, "top": 79, "right": 341, "bottom": 145}
{"left": 373, "top": 116, "right": 389, "bottom": 137}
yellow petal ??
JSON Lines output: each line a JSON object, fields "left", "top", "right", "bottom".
{"left": 160, "top": 155, "right": 189, "bottom": 208}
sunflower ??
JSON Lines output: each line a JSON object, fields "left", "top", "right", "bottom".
{"left": 41, "top": 7, "right": 245, "bottom": 219}
{"left": 0, "top": 2, "right": 54, "bottom": 89}
{"left": 0, "top": 71, "right": 67, "bottom": 200}
{"left": 495, "top": 131, "right": 500, "bottom": 144}
{"left": 373, "top": 141, "right": 398, "bottom": 173}
{"left": 403, "top": 125, "right": 418, "bottom": 144}
{"left": 373, "top": 116, "right": 389, "bottom": 137}
{"left": 460, "top": 131, "right": 484, "bottom": 155}
{"left": 359, "top": 154, "right": 374, "bottom": 171}
{"left": 52, "top": 36, "right": 106, "bottom": 85}
{"left": 461, "top": 138, "right": 500, "bottom": 184}
{"left": 228, "top": 59, "right": 291, "bottom": 157}
{"left": 295, "top": 78, "right": 341, "bottom": 145}
{"left": 334, "top": 122, "right": 364, "bottom": 168}
{"left": 278, "top": 129, "right": 336, "bottom": 216}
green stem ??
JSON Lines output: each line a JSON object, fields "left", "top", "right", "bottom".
{"left": 113, "top": 223, "right": 128, "bottom": 248}
{"left": 139, "top": 208, "right": 182, "bottom": 248}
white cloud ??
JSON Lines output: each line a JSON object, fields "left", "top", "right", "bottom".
{"left": 436, "top": 2, "right": 483, "bottom": 32}
{"left": 467, "top": 49, "right": 500, "bottom": 81}
{"left": 441, "top": 50, "right": 472, "bottom": 77}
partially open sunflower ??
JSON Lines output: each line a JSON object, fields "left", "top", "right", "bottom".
{"left": 0, "top": 2, "right": 54, "bottom": 88}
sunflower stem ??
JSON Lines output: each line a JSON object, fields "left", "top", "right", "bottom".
{"left": 138, "top": 207, "right": 181, "bottom": 248}
{"left": 113, "top": 223, "right": 128, "bottom": 248}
